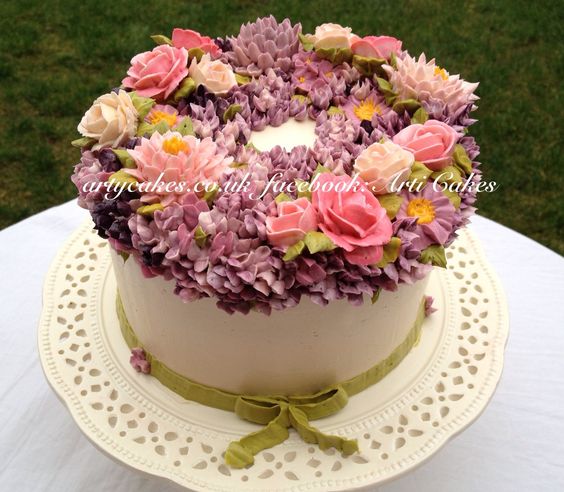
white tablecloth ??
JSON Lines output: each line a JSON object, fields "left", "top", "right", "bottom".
{"left": 0, "top": 201, "right": 563, "bottom": 492}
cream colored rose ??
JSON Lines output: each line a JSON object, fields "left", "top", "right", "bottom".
{"left": 78, "top": 90, "right": 138, "bottom": 150}
{"left": 313, "top": 23, "right": 355, "bottom": 50}
{"left": 354, "top": 140, "right": 415, "bottom": 195}
{"left": 189, "top": 54, "right": 237, "bottom": 96}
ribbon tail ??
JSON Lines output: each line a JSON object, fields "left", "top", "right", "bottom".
{"left": 225, "top": 407, "right": 291, "bottom": 469}
{"left": 289, "top": 406, "right": 359, "bottom": 456}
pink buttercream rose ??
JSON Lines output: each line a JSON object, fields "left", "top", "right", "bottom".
{"left": 171, "top": 28, "right": 220, "bottom": 58}
{"left": 189, "top": 54, "right": 237, "bottom": 96}
{"left": 122, "top": 45, "right": 189, "bottom": 101}
{"left": 392, "top": 120, "right": 459, "bottom": 171}
{"left": 266, "top": 198, "right": 318, "bottom": 248}
{"left": 351, "top": 35, "right": 402, "bottom": 59}
{"left": 354, "top": 140, "right": 414, "bottom": 195}
{"left": 312, "top": 173, "right": 393, "bottom": 266}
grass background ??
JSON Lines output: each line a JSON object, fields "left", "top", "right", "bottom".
{"left": 0, "top": 0, "right": 562, "bottom": 254}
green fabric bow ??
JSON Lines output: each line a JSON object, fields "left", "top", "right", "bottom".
{"left": 225, "top": 387, "right": 358, "bottom": 468}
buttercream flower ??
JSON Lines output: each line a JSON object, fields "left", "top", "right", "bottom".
{"left": 77, "top": 90, "right": 138, "bottom": 150}
{"left": 383, "top": 53, "right": 479, "bottom": 117}
{"left": 130, "top": 348, "right": 150, "bottom": 374}
{"left": 396, "top": 185, "right": 456, "bottom": 250}
{"left": 341, "top": 90, "right": 391, "bottom": 123}
{"left": 125, "top": 130, "right": 233, "bottom": 206}
{"left": 189, "top": 54, "right": 237, "bottom": 96}
{"left": 312, "top": 23, "right": 355, "bottom": 50}
{"left": 266, "top": 198, "right": 318, "bottom": 248}
{"left": 351, "top": 35, "right": 402, "bottom": 60}
{"left": 312, "top": 173, "right": 393, "bottom": 265}
{"left": 145, "top": 104, "right": 184, "bottom": 127}
{"left": 171, "top": 28, "right": 220, "bottom": 57}
{"left": 122, "top": 45, "right": 189, "bottom": 100}
{"left": 393, "top": 120, "right": 459, "bottom": 171}
{"left": 354, "top": 140, "right": 414, "bottom": 194}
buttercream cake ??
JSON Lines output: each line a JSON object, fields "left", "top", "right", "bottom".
{"left": 70, "top": 17, "right": 480, "bottom": 467}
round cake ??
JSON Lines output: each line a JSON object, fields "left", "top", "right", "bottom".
{"left": 70, "top": 17, "right": 480, "bottom": 467}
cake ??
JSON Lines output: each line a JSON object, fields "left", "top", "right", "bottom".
{"left": 70, "top": 17, "right": 480, "bottom": 468}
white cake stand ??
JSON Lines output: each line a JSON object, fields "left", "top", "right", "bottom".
{"left": 38, "top": 220, "right": 508, "bottom": 491}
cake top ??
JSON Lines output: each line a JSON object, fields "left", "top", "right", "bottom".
{"left": 71, "top": 17, "right": 480, "bottom": 314}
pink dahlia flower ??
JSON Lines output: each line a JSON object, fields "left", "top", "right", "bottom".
{"left": 312, "top": 173, "right": 393, "bottom": 266}
{"left": 266, "top": 197, "right": 318, "bottom": 248}
{"left": 125, "top": 131, "right": 232, "bottom": 206}
{"left": 396, "top": 184, "right": 456, "bottom": 250}
{"left": 122, "top": 45, "right": 189, "bottom": 101}
{"left": 171, "top": 28, "right": 220, "bottom": 57}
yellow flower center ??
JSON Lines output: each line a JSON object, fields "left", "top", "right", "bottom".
{"left": 353, "top": 99, "right": 382, "bottom": 121}
{"left": 406, "top": 198, "right": 436, "bottom": 224}
{"left": 434, "top": 66, "right": 448, "bottom": 81}
{"left": 162, "top": 136, "right": 189, "bottom": 155}
{"left": 148, "top": 110, "right": 178, "bottom": 127}
{"left": 325, "top": 71, "right": 334, "bottom": 79}
{"left": 298, "top": 76, "right": 306, "bottom": 83}
{"left": 305, "top": 57, "right": 312, "bottom": 65}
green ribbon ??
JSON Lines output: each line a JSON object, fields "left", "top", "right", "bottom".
{"left": 116, "top": 293, "right": 426, "bottom": 468}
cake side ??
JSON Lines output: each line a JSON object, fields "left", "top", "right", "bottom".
{"left": 112, "top": 249, "right": 429, "bottom": 395}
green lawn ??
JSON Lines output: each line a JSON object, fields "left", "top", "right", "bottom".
{"left": 0, "top": 0, "right": 562, "bottom": 254}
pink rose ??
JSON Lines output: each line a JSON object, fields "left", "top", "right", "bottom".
{"left": 351, "top": 35, "right": 402, "bottom": 59}
{"left": 122, "top": 45, "right": 189, "bottom": 101}
{"left": 392, "top": 120, "right": 460, "bottom": 171}
{"left": 266, "top": 198, "right": 318, "bottom": 248}
{"left": 189, "top": 54, "right": 237, "bottom": 96}
{"left": 171, "top": 28, "right": 220, "bottom": 58}
{"left": 312, "top": 173, "right": 393, "bottom": 266}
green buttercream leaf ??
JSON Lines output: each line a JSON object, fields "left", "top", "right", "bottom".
{"left": 150, "top": 34, "right": 172, "bottom": 46}
{"left": 223, "top": 104, "right": 242, "bottom": 123}
{"left": 409, "top": 161, "right": 433, "bottom": 183}
{"left": 375, "top": 77, "right": 398, "bottom": 105}
{"left": 312, "top": 164, "right": 331, "bottom": 180}
{"left": 112, "top": 149, "right": 136, "bottom": 169}
{"left": 327, "top": 106, "right": 344, "bottom": 116}
{"left": 431, "top": 165, "right": 463, "bottom": 185}
{"left": 453, "top": 144, "right": 473, "bottom": 175}
{"left": 392, "top": 98, "right": 421, "bottom": 115}
{"left": 295, "top": 179, "right": 311, "bottom": 200}
{"left": 244, "top": 142, "right": 260, "bottom": 152}
{"left": 411, "top": 106, "right": 429, "bottom": 125}
{"left": 298, "top": 32, "right": 314, "bottom": 51}
{"left": 304, "top": 231, "right": 336, "bottom": 254}
{"left": 137, "top": 203, "right": 164, "bottom": 216}
{"left": 71, "top": 136, "right": 96, "bottom": 149}
{"left": 420, "top": 244, "right": 447, "bottom": 268}
{"left": 202, "top": 183, "right": 219, "bottom": 205}
{"left": 118, "top": 251, "right": 130, "bottom": 262}
{"left": 291, "top": 94, "right": 310, "bottom": 105}
{"left": 352, "top": 55, "right": 386, "bottom": 77}
{"left": 153, "top": 120, "right": 170, "bottom": 135}
{"left": 275, "top": 192, "right": 292, "bottom": 204}
{"left": 108, "top": 169, "right": 138, "bottom": 187}
{"left": 229, "top": 161, "right": 248, "bottom": 169}
{"left": 174, "top": 116, "right": 194, "bottom": 136}
{"left": 315, "top": 47, "right": 353, "bottom": 65}
{"left": 187, "top": 47, "right": 205, "bottom": 62}
{"left": 130, "top": 92, "right": 155, "bottom": 121}
{"left": 194, "top": 225, "right": 209, "bottom": 248}
{"left": 443, "top": 189, "right": 461, "bottom": 209}
{"left": 283, "top": 240, "right": 305, "bottom": 261}
{"left": 376, "top": 237, "right": 402, "bottom": 268}
{"left": 377, "top": 193, "right": 403, "bottom": 219}
{"left": 235, "top": 73, "right": 252, "bottom": 86}
{"left": 389, "top": 51, "right": 398, "bottom": 69}
{"left": 371, "top": 288, "right": 381, "bottom": 304}
{"left": 173, "top": 77, "right": 196, "bottom": 102}
{"left": 136, "top": 120, "right": 170, "bottom": 137}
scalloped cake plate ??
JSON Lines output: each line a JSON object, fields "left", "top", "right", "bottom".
{"left": 38, "top": 220, "right": 508, "bottom": 491}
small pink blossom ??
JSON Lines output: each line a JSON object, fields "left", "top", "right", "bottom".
{"left": 171, "top": 28, "right": 220, "bottom": 57}
{"left": 130, "top": 348, "right": 150, "bottom": 374}
{"left": 266, "top": 198, "right": 318, "bottom": 248}
{"left": 393, "top": 120, "right": 460, "bottom": 171}
{"left": 424, "top": 295, "right": 437, "bottom": 316}
{"left": 122, "top": 45, "right": 189, "bottom": 101}
{"left": 145, "top": 104, "right": 184, "bottom": 127}
{"left": 312, "top": 173, "right": 393, "bottom": 266}
{"left": 351, "top": 36, "right": 402, "bottom": 60}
